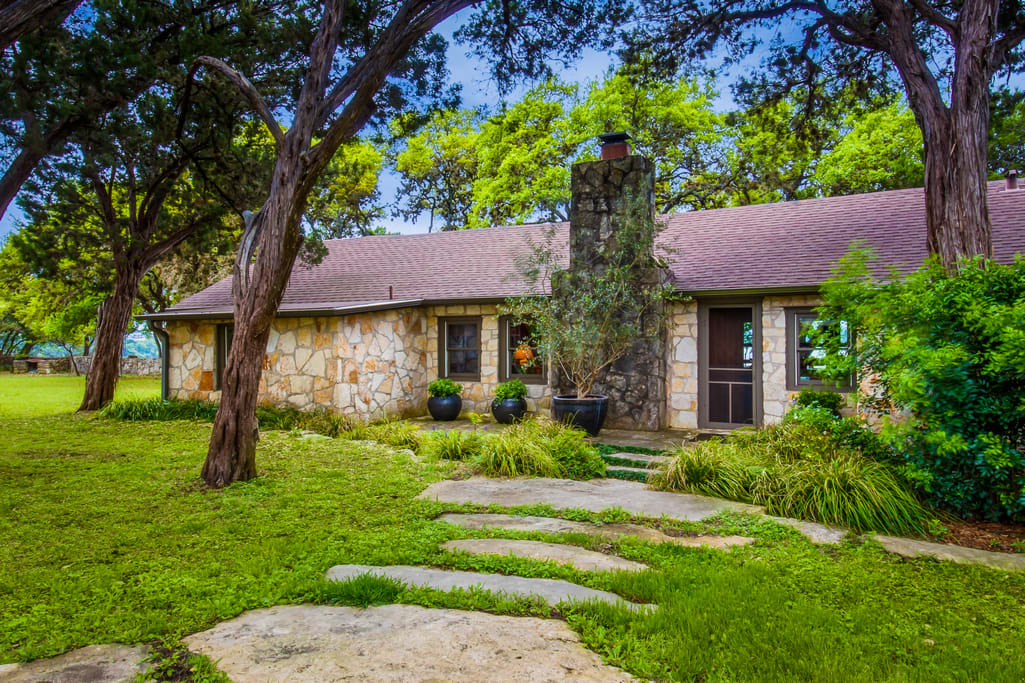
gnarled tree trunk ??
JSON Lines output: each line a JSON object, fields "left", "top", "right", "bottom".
{"left": 79, "top": 263, "right": 144, "bottom": 411}
{"left": 202, "top": 173, "right": 305, "bottom": 486}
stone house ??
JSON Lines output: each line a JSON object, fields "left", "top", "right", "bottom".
{"left": 144, "top": 139, "right": 1025, "bottom": 433}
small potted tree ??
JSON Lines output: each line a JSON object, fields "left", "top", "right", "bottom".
{"left": 427, "top": 378, "right": 463, "bottom": 421}
{"left": 502, "top": 193, "right": 672, "bottom": 436}
{"left": 491, "top": 379, "right": 528, "bottom": 424}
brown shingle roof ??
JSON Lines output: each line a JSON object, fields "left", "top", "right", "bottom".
{"left": 159, "top": 181, "right": 1025, "bottom": 317}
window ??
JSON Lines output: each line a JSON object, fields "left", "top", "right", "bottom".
{"left": 499, "top": 316, "right": 545, "bottom": 384}
{"left": 215, "top": 323, "right": 234, "bottom": 390}
{"left": 439, "top": 316, "right": 481, "bottom": 381}
{"left": 785, "top": 308, "right": 851, "bottom": 391}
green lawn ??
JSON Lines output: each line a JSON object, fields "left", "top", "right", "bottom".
{"left": 1, "top": 375, "right": 1024, "bottom": 681}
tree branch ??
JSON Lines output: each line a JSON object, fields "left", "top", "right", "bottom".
{"left": 185, "top": 55, "right": 284, "bottom": 150}
{"left": 907, "top": 0, "right": 958, "bottom": 42}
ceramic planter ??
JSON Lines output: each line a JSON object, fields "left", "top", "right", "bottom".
{"left": 551, "top": 394, "right": 609, "bottom": 436}
{"left": 491, "top": 397, "right": 527, "bottom": 424}
{"left": 427, "top": 394, "right": 462, "bottom": 421}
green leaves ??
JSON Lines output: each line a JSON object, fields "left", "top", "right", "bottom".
{"left": 815, "top": 251, "right": 1025, "bottom": 520}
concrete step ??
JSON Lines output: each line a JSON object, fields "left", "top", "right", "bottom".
{"left": 604, "top": 465, "right": 653, "bottom": 483}
{"left": 441, "top": 538, "right": 647, "bottom": 572}
{"left": 326, "top": 565, "right": 651, "bottom": 610}
{"left": 438, "top": 513, "right": 756, "bottom": 550}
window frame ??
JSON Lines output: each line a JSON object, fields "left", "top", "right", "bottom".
{"left": 498, "top": 315, "right": 546, "bottom": 385}
{"left": 438, "top": 316, "right": 482, "bottom": 382}
{"left": 214, "top": 322, "right": 234, "bottom": 391}
{"left": 784, "top": 307, "right": 852, "bottom": 392}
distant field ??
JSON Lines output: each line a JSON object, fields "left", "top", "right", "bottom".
{"left": 0, "top": 374, "right": 160, "bottom": 417}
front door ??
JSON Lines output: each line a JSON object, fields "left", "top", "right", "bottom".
{"left": 699, "top": 302, "right": 761, "bottom": 429}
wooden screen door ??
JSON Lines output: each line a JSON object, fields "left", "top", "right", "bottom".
{"left": 699, "top": 303, "right": 761, "bottom": 428}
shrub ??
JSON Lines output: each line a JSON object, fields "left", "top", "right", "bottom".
{"left": 793, "top": 389, "right": 845, "bottom": 416}
{"left": 814, "top": 250, "right": 1025, "bottom": 520}
{"left": 473, "top": 419, "right": 605, "bottom": 479}
{"left": 419, "top": 429, "right": 483, "bottom": 461}
{"left": 652, "top": 420, "right": 930, "bottom": 535}
{"left": 493, "top": 379, "right": 528, "bottom": 402}
{"left": 428, "top": 378, "right": 462, "bottom": 398}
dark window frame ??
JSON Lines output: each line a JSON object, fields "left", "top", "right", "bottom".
{"left": 214, "top": 323, "right": 234, "bottom": 390}
{"left": 498, "top": 316, "right": 546, "bottom": 384}
{"left": 784, "top": 307, "right": 852, "bottom": 392}
{"left": 438, "top": 316, "right": 482, "bottom": 382}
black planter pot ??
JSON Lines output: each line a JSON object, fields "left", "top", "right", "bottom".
{"left": 551, "top": 394, "right": 609, "bottom": 436}
{"left": 427, "top": 394, "right": 462, "bottom": 421}
{"left": 491, "top": 397, "right": 527, "bottom": 425}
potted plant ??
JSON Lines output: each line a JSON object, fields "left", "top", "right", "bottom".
{"left": 491, "top": 379, "right": 528, "bottom": 424}
{"left": 427, "top": 378, "right": 463, "bottom": 421}
{"left": 501, "top": 193, "right": 672, "bottom": 436}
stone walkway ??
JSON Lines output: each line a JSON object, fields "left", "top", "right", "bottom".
{"left": 326, "top": 565, "right": 649, "bottom": 610}
{"left": 0, "top": 644, "right": 148, "bottom": 683}
{"left": 419, "top": 476, "right": 763, "bottom": 520}
{"left": 184, "top": 604, "right": 634, "bottom": 682}
{"left": 871, "top": 534, "right": 1025, "bottom": 572}
{"left": 437, "top": 512, "right": 755, "bottom": 549}
{"left": 441, "top": 539, "right": 648, "bottom": 571}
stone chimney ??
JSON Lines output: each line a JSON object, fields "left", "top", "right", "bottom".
{"left": 1007, "top": 169, "right": 1019, "bottom": 191}
{"left": 558, "top": 134, "right": 667, "bottom": 431}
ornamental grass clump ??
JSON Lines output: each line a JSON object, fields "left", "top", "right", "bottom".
{"left": 472, "top": 418, "right": 605, "bottom": 480}
{"left": 652, "top": 417, "right": 930, "bottom": 536}
{"left": 419, "top": 429, "right": 483, "bottom": 461}
{"left": 101, "top": 397, "right": 219, "bottom": 421}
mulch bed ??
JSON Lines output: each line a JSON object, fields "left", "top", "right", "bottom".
{"left": 940, "top": 519, "right": 1025, "bottom": 554}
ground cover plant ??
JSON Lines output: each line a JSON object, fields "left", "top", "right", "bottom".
{"left": 3, "top": 375, "right": 1025, "bottom": 681}
{"left": 651, "top": 406, "right": 931, "bottom": 535}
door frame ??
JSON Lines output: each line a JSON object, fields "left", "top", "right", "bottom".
{"left": 697, "top": 297, "right": 763, "bottom": 429}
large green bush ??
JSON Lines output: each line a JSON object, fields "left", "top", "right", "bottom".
{"left": 813, "top": 251, "right": 1025, "bottom": 520}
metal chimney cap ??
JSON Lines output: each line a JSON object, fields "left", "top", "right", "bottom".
{"left": 598, "top": 131, "right": 632, "bottom": 145}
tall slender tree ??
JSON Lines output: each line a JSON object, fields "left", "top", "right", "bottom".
{"left": 629, "top": 0, "right": 1025, "bottom": 267}
{"left": 191, "top": 0, "right": 627, "bottom": 487}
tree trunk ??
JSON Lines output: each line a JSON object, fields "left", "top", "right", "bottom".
{"left": 79, "top": 263, "right": 144, "bottom": 410}
{"left": 202, "top": 186, "right": 304, "bottom": 487}
{"left": 920, "top": 107, "right": 993, "bottom": 268}
{"left": 62, "top": 342, "right": 79, "bottom": 375}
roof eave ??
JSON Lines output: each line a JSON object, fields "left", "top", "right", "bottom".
{"left": 138, "top": 298, "right": 425, "bottom": 321}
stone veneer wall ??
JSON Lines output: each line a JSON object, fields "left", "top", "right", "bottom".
{"left": 423, "top": 303, "right": 550, "bottom": 415}
{"left": 665, "top": 300, "right": 699, "bottom": 429}
{"left": 167, "top": 309, "right": 431, "bottom": 420}
{"left": 166, "top": 304, "right": 550, "bottom": 420}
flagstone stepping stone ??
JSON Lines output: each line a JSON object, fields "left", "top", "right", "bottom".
{"left": 184, "top": 604, "right": 634, "bottom": 682}
{"left": 605, "top": 452, "right": 672, "bottom": 465}
{"left": 420, "top": 476, "right": 762, "bottom": 520}
{"left": 442, "top": 538, "right": 648, "bottom": 572}
{"left": 326, "top": 564, "right": 648, "bottom": 610}
{"left": 768, "top": 516, "right": 848, "bottom": 545}
{"left": 870, "top": 534, "right": 1025, "bottom": 572}
{"left": 606, "top": 465, "right": 653, "bottom": 476}
{"left": 0, "top": 644, "right": 149, "bottom": 683}
{"left": 437, "top": 512, "right": 756, "bottom": 550}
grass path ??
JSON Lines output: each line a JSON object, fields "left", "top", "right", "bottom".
{"left": 1, "top": 375, "right": 1024, "bottom": 681}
